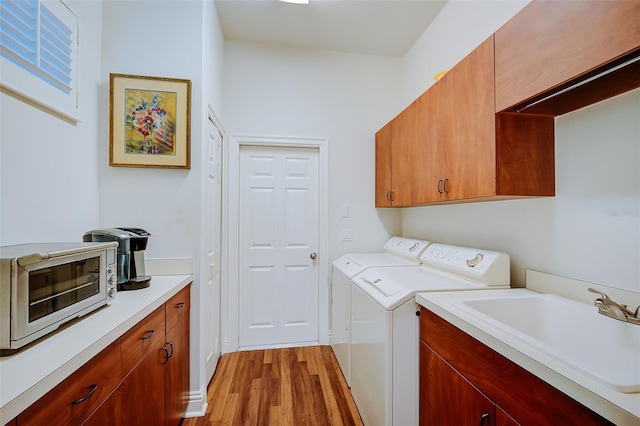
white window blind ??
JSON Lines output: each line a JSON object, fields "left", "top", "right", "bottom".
{"left": 0, "top": 0, "right": 78, "bottom": 122}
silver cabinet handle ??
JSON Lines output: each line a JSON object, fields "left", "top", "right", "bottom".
{"left": 443, "top": 178, "right": 449, "bottom": 193}
{"left": 480, "top": 413, "right": 490, "bottom": 426}
{"left": 437, "top": 179, "right": 443, "bottom": 194}
{"left": 310, "top": 253, "right": 318, "bottom": 260}
{"left": 72, "top": 384, "right": 98, "bottom": 405}
{"left": 141, "top": 330, "right": 155, "bottom": 340}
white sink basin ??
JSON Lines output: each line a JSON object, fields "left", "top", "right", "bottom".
{"left": 450, "top": 293, "right": 640, "bottom": 393}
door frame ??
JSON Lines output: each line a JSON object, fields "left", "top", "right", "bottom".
{"left": 223, "top": 135, "right": 330, "bottom": 354}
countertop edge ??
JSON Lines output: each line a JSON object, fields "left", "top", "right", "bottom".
{"left": 0, "top": 274, "right": 192, "bottom": 424}
{"left": 415, "top": 290, "right": 640, "bottom": 425}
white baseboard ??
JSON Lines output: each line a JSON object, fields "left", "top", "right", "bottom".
{"left": 185, "top": 386, "right": 208, "bottom": 418}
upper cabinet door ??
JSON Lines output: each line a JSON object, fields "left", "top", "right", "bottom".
{"left": 495, "top": 0, "right": 640, "bottom": 113}
{"left": 440, "top": 36, "right": 496, "bottom": 201}
{"left": 375, "top": 122, "right": 393, "bottom": 207}
{"left": 398, "top": 87, "right": 444, "bottom": 206}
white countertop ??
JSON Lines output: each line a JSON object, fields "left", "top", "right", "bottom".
{"left": 416, "top": 288, "right": 640, "bottom": 426}
{"left": 0, "top": 273, "right": 192, "bottom": 424}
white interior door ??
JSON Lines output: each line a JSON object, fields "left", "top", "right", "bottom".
{"left": 238, "top": 145, "right": 319, "bottom": 348}
{"left": 204, "top": 112, "right": 223, "bottom": 382}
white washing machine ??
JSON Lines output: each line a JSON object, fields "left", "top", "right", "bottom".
{"left": 350, "top": 243, "right": 511, "bottom": 426}
{"left": 331, "top": 236, "right": 431, "bottom": 386}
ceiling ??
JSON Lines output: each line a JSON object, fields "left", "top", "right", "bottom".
{"left": 214, "top": 0, "right": 449, "bottom": 58}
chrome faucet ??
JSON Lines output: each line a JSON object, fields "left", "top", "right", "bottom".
{"left": 588, "top": 288, "right": 640, "bottom": 325}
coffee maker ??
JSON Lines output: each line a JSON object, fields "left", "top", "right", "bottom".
{"left": 83, "top": 227, "right": 152, "bottom": 290}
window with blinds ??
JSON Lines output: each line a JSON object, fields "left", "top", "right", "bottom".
{"left": 0, "top": 0, "right": 78, "bottom": 122}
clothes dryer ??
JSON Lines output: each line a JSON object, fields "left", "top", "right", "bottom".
{"left": 331, "top": 236, "right": 430, "bottom": 386}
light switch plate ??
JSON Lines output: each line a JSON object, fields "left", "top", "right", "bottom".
{"left": 340, "top": 205, "right": 349, "bottom": 218}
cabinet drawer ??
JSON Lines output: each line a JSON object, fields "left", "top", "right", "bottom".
{"left": 121, "top": 306, "right": 165, "bottom": 376}
{"left": 166, "top": 285, "right": 190, "bottom": 333}
{"left": 17, "top": 340, "right": 121, "bottom": 426}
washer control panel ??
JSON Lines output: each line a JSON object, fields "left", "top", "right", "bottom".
{"left": 383, "top": 236, "right": 431, "bottom": 260}
{"left": 420, "top": 243, "right": 510, "bottom": 286}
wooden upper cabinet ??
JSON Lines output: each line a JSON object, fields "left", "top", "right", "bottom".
{"left": 439, "top": 36, "right": 496, "bottom": 201}
{"left": 407, "top": 84, "right": 443, "bottom": 205}
{"left": 392, "top": 94, "right": 440, "bottom": 206}
{"left": 375, "top": 122, "right": 393, "bottom": 207}
{"left": 375, "top": 36, "right": 555, "bottom": 207}
{"left": 495, "top": 0, "right": 640, "bottom": 114}
{"left": 376, "top": 93, "right": 442, "bottom": 207}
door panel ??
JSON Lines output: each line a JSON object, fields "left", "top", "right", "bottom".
{"left": 204, "top": 114, "right": 222, "bottom": 382}
{"left": 239, "top": 146, "right": 319, "bottom": 348}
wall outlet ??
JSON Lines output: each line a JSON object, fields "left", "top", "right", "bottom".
{"left": 340, "top": 228, "right": 353, "bottom": 242}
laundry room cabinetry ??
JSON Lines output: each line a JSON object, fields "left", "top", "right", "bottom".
{"left": 16, "top": 283, "right": 191, "bottom": 426}
{"left": 375, "top": 36, "right": 554, "bottom": 207}
{"left": 420, "top": 341, "right": 519, "bottom": 426}
{"left": 375, "top": 85, "right": 442, "bottom": 206}
{"left": 494, "top": 0, "right": 640, "bottom": 115}
{"left": 113, "top": 304, "right": 167, "bottom": 425}
{"left": 16, "top": 341, "right": 122, "bottom": 426}
{"left": 107, "top": 284, "right": 191, "bottom": 426}
{"left": 375, "top": 121, "right": 393, "bottom": 206}
{"left": 419, "top": 307, "right": 613, "bottom": 425}
{"left": 165, "top": 286, "right": 191, "bottom": 426}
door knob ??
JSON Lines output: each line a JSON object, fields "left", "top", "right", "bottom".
{"left": 310, "top": 252, "right": 318, "bottom": 260}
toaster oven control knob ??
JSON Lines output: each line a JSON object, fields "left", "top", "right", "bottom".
{"left": 108, "top": 288, "right": 116, "bottom": 298}
{"left": 108, "top": 266, "right": 115, "bottom": 274}
{"left": 108, "top": 275, "right": 116, "bottom": 285}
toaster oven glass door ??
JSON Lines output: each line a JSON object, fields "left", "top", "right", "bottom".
{"left": 28, "top": 256, "right": 101, "bottom": 322}
{"left": 13, "top": 250, "right": 108, "bottom": 347}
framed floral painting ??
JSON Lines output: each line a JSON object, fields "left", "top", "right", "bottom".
{"left": 109, "top": 73, "right": 191, "bottom": 168}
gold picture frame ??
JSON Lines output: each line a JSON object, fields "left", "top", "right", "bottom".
{"left": 109, "top": 73, "right": 191, "bottom": 169}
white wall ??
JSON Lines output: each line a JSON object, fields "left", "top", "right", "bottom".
{"left": 1, "top": 0, "right": 224, "bottom": 414}
{"left": 0, "top": 0, "right": 104, "bottom": 245}
{"left": 100, "top": 1, "right": 203, "bottom": 260}
{"left": 400, "top": 0, "right": 529, "bottom": 108}
{"left": 100, "top": 0, "right": 225, "bottom": 414}
{"left": 399, "top": 1, "right": 640, "bottom": 293}
{"left": 223, "top": 41, "right": 403, "bottom": 259}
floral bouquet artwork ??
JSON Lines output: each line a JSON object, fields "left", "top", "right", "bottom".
{"left": 110, "top": 74, "right": 191, "bottom": 169}
{"left": 126, "top": 90, "right": 176, "bottom": 156}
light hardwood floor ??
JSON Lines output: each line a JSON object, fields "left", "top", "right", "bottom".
{"left": 183, "top": 345, "right": 363, "bottom": 426}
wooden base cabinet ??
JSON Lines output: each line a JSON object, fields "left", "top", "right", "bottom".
{"left": 16, "top": 341, "right": 122, "bottom": 426}
{"left": 113, "top": 348, "right": 167, "bottom": 426}
{"left": 165, "top": 287, "right": 191, "bottom": 426}
{"left": 420, "top": 343, "right": 496, "bottom": 426}
{"left": 419, "top": 307, "right": 613, "bottom": 425}
{"left": 16, "top": 284, "right": 191, "bottom": 426}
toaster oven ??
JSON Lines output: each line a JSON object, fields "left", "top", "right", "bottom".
{"left": 0, "top": 242, "right": 118, "bottom": 355}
